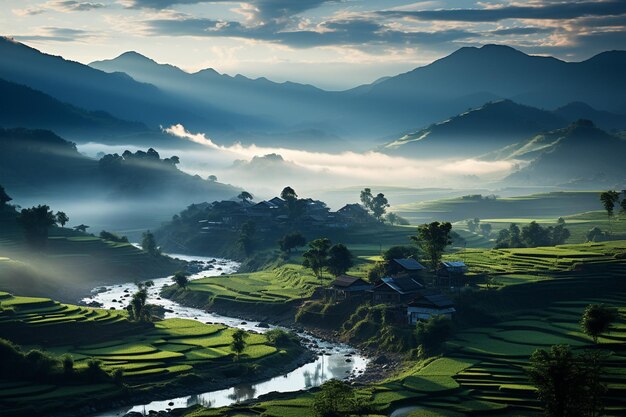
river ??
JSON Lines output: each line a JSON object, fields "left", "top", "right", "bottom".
{"left": 85, "top": 253, "right": 368, "bottom": 416}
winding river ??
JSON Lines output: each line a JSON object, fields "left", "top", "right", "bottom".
{"left": 85, "top": 253, "right": 368, "bottom": 416}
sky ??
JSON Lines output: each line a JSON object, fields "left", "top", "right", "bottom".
{"left": 4, "top": 0, "right": 626, "bottom": 89}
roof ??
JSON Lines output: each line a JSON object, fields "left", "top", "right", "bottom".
{"left": 252, "top": 201, "right": 279, "bottom": 209}
{"left": 375, "top": 277, "right": 423, "bottom": 294}
{"left": 441, "top": 261, "right": 467, "bottom": 268}
{"left": 337, "top": 203, "right": 368, "bottom": 214}
{"left": 332, "top": 275, "right": 372, "bottom": 289}
{"left": 409, "top": 292, "right": 454, "bottom": 309}
{"left": 268, "top": 197, "right": 286, "bottom": 206}
{"left": 393, "top": 258, "right": 426, "bottom": 271}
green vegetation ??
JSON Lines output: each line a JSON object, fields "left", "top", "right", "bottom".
{"left": 0, "top": 293, "right": 304, "bottom": 416}
{"left": 177, "top": 240, "right": 626, "bottom": 417}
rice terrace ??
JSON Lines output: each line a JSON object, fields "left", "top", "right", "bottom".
{"left": 2, "top": 3, "right": 626, "bottom": 417}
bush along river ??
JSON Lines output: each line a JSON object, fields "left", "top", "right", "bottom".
{"left": 84, "top": 253, "right": 368, "bottom": 417}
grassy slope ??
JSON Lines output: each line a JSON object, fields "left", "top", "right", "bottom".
{"left": 0, "top": 207, "right": 184, "bottom": 300}
{"left": 177, "top": 241, "right": 626, "bottom": 417}
{"left": 0, "top": 292, "right": 303, "bottom": 416}
{"left": 392, "top": 191, "right": 602, "bottom": 225}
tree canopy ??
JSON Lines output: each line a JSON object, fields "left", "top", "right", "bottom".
{"left": 279, "top": 232, "right": 307, "bottom": 254}
{"left": 410, "top": 222, "right": 452, "bottom": 268}
{"left": 0, "top": 185, "right": 12, "bottom": 206}
{"left": 600, "top": 190, "right": 620, "bottom": 219}
{"left": 580, "top": 304, "right": 618, "bottom": 343}
{"left": 141, "top": 231, "right": 160, "bottom": 256}
{"left": 16, "top": 205, "right": 56, "bottom": 249}
{"left": 327, "top": 244, "right": 353, "bottom": 277}
{"left": 302, "top": 238, "right": 332, "bottom": 280}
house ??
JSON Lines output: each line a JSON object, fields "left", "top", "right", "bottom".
{"left": 407, "top": 292, "right": 456, "bottom": 324}
{"left": 389, "top": 258, "right": 428, "bottom": 281}
{"left": 330, "top": 275, "right": 373, "bottom": 299}
{"left": 372, "top": 277, "right": 424, "bottom": 304}
{"left": 436, "top": 261, "right": 468, "bottom": 287}
{"left": 336, "top": 204, "right": 373, "bottom": 224}
{"left": 248, "top": 201, "right": 280, "bottom": 218}
{"left": 268, "top": 196, "right": 287, "bottom": 208}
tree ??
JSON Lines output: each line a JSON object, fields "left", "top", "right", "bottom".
{"left": 281, "top": 186, "right": 298, "bottom": 201}
{"left": 586, "top": 226, "right": 606, "bottom": 242}
{"left": 521, "top": 221, "right": 552, "bottom": 247}
{"left": 230, "top": 329, "right": 249, "bottom": 360}
{"left": 16, "top": 205, "right": 56, "bottom": 249}
{"left": 600, "top": 190, "right": 620, "bottom": 220}
{"left": 415, "top": 315, "right": 454, "bottom": 356}
{"left": 302, "top": 238, "right": 332, "bottom": 280}
{"left": 360, "top": 188, "right": 389, "bottom": 222}
{"left": 142, "top": 231, "right": 160, "bottom": 256}
{"left": 529, "top": 345, "right": 606, "bottom": 417}
{"left": 55, "top": 211, "right": 69, "bottom": 228}
{"left": 370, "top": 193, "right": 390, "bottom": 221}
{"left": 313, "top": 379, "right": 355, "bottom": 417}
{"left": 279, "top": 232, "right": 307, "bottom": 254}
{"left": 327, "top": 244, "right": 353, "bottom": 277}
{"left": 0, "top": 185, "right": 12, "bottom": 206}
{"left": 173, "top": 271, "right": 189, "bottom": 289}
{"left": 238, "top": 220, "right": 256, "bottom": 256}
{"left": 410, "top": 222, "right": 452, "bottom": 269}
{"left": 237, "top": 191, "right": 253, "bottom": 203}
{"left": 359, "top": 188, "right": 373, "bottom": 209}
{"left": 479, "top": 223, "right": 492, "bottom": 237}
{"left": 382, "top": 245, "right": 419, "bottom": 262}
{"left": 551, "top": 223, "right": 571, "bottom": 245}
{"left": 126, "top": 281, "right": 154, "bottom": 322}
{"left": 580, "top": 304, "right": 618, "bottom": 343}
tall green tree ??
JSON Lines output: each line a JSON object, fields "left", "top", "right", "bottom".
{"left": 600, "top": 190, "right": 620, "bottom": 220}
{"left": 313, "top": 379, "right": 355, "bottom": 417}
{"left": 127, "top": 281, "right": 154, "bottom": 322}
{"left": 16, "top": 205, "right": 56, "bottom": 249}
{"left": 55, "top": 211, "right": 69, "bottom": 228}
{"left": 528, "top": 345, "right": 606, "bottom": 417}
{"left": 370, "top": 193, "right": 390, "bottom": 222}
{"left": 410, "top": 222, "right": 452, "bottom": 269}
{"left": 580, "top": 304, "right": 618, "bottom": 343}
{"left": 237, "top": 220, "right": 256, "bottom": 256}
{"left": 327, "top": 244, "right": 353, "bottom": 277}
{"left": 359, "top": 188, "right": 373, "bottom": 209}
{"left": 302, "top": 238, "right": 332, "bottom": 281}
{"left": 230, "top": 329, "right": 249, "bottom": 360}
{"left": 172, "top": 271, "right": 189, "bottom": 289}
{"left": 279, "top": 232, "right": 307, "bottom": 254}
{"left": 142, "top": 231, "right": 160, "bottom": 256}
{"left": 281, "top": 186, "right": 304, "bottom": 223}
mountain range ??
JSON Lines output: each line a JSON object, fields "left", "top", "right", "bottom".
{"left": 2, "top": 37, "right": 626, "bottom": 147}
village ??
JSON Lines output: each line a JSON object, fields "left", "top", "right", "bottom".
{"left": 329, "top": 258, "right": 465, "bottom": 326}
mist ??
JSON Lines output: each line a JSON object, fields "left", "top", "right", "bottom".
{"left": 78, "top": 124, "right": 521, "bottom": 208}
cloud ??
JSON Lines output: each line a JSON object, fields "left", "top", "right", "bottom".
{"left": 378, "top": 1, "right": 626, "bottom": 22}
{"left": 13, "top": 27, "right": 94, "bottom": 42}
{"left": 14, "top": 0, "right": 106, "bottom": 16}
{"left": 490, "top": 27, "right": 553, "bottom": 36}
{"left": 146, "top": 15, "right": 475, "bottom": 48}
{"left": 163, "top": 124, "right": 518, "bottom": 189}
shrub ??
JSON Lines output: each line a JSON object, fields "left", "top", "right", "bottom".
{"left": 62, "top": 355, "right": 74, "bottom": 374}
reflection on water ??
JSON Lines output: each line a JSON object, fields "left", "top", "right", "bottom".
{"left": 89, "top": 253, "right": 368, "bottom": 417}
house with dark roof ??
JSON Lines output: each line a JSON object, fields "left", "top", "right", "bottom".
{"left": 436, "top": 261, "right": 468, "bottom": 287}
{"left": 372, "top": 276, "right": 424, "bottom": 304}
{"left": 407, "top": 292, "right": 456, "bottom": 324}
{"left": 336, "top": 203, "right": 374, "bottom": 224}
{"left": 330, "top": 275, "right": 373, "bottom": 299}
{"left": 389, "top": 258, "right": 429, "bottom": 281}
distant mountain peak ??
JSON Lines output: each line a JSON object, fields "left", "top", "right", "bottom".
{"left": 116, "top": 51, "right": 153, "bottom": 62}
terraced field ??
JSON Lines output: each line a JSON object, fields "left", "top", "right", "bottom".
{"left": 0, "top": 293, "right": 300, "bottom": 416}
{"left": 180, "top": 242, "right": 626, "bottom": 417}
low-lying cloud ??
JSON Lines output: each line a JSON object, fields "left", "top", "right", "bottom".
{"left": 163, "top": 124, "right": 519, "bottom": 195}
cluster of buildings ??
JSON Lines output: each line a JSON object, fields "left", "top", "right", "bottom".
{"left": 199, "top": 198, "right": 375, "bottom": 232}
{"left": 330, "top": 258, "right": 468, "bottom": 325}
